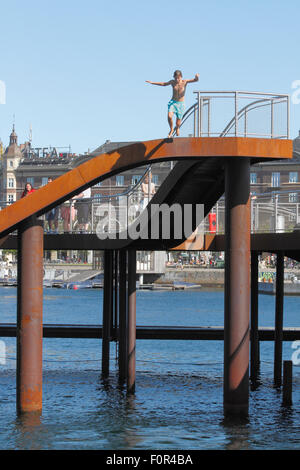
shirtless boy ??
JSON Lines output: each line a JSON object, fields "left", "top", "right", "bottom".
{"left": 146, "top": 70, "right": 199, "bottom": 137}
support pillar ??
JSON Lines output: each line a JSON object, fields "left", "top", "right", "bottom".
{"left": 102, "top": 250, "right": 113, "bottom": 378}
{"left": 127, "top": 250, "right": 136, "bottom": 394}
{"left": 224, "top": 158, "right": 250, "bottom": 416}
{"left": 250, "top": 251, "right": 260, "bottom": 381}
{"left": 17, "top": 216, "right": 44, "bottom": 414}
{"left": 274, "top": 252, "right": 284, "bottom": 387}
{"left": 118, "top": 250, "right": 127, "bottom": 383}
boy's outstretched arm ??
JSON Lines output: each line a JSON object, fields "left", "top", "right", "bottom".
{"left": 146, "top": 80, "right": 172, "bottom": 86}
{"left": 185, "top": 73, "right": 200, "bottom": 84}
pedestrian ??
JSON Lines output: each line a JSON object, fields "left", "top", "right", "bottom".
{"left": 74, "top": 188, "right": 91, "bottom": 232}
{"left": 141, "top": 173, "right": 155, "bottom": 210}
{"left": 146, "top": 70, "right": 199, "bottom": 137}
{"left": 45, "top": 177, "right": 59, "bottom": 233}
{"left": 21, "top": 182, "right": 35, "bottom": 198}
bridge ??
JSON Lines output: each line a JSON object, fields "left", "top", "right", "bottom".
{"left": 0, "top": 90, "right": 294, "bottom": 417}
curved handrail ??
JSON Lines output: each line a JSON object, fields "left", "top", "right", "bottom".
{"left": 220, "top": 98, "right": 287, "bottom": 137}
{"left": 176, "top": 92, "right": 288, "bottom": 138}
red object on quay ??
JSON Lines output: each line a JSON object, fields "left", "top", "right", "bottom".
{"left": 209, "top": 213, "right": 217, "bottom": 233}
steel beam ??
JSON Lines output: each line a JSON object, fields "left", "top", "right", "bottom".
{"left": 17, "top": 216, "right": 44, "bottom": 414}
{"left": 250, "top": 251, "right": 260, "bottom": 381}
{"left": 118, "top": 250, "right": 128, "bottom": 383}
{"left": 274, "top": 252, "right": 284, "bottom": 387}
{"left": 224, "top": 158, "right": 250, "bottom": 416}
{"left": 102, "top": 250, "right": 113, "bottom": 378}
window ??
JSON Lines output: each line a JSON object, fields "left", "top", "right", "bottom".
{"left": 271, "top": 172, "right": 280, "bottom": 187}
{"left": 8, "top": 194, "right": 14, "bottom": 203}
{"left": 42, "top": 177, "right": 49, "bottom": 186}
{"left": 116, "top": 175, "right": 124, "bottom": 186}
{"left": 131, "top": 175, "right": 141, "bottom": 185}
{"left": 250, "top": 173, "right": 257, "bottom": 184}
{"left": 151, "top": 174, "right": 158, "bottom": 185}
{"left": 8, "top": 178, "right": 14, "bottom": 188}
{"left": 9, "top": 160, "right": 13, "bottom": 168}
{"left": 289, "top": 172, "right": 298, "bottom": 183}
{"left": 94, "top": 182, "right": 102, "bottom": 187}
{"left": 26, "top": 177, "right": 34, "bottom": 186}
{"left": 289, "top": 193, "right": 298, "bottom": 203}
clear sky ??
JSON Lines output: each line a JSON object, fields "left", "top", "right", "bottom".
{"left": 1, "top": 0, "right": 300, "bottom": 154}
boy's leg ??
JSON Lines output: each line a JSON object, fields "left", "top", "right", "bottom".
{"left": 175, "top": 118, "right": 181, "bottom": 136}
{"left": 168, "top": 111, "right": 174, "bottom": 137}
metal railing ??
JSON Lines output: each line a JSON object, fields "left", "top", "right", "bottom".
{"left": 206, "top": 190, "right": 300, "bottom": 235}
{"left": 176, "top": 90, "right": 289, "bottom": 139}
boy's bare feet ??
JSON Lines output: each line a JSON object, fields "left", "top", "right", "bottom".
{"left": 175, "top": 127, "right": 180, "bottom": 136}
{"left": 168, "top": 129, "right": 173, "bottom": 137}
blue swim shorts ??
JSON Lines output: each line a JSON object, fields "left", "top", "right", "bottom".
{"left": 168, "top": 100, "right": 185, "bottom": 119}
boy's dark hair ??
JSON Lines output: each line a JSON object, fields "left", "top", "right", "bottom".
{"left": 173, "top": 70, "right": 182, "bottom": 78}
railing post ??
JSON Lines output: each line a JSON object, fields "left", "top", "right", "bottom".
{"left": 235, "top": 92, "right": 239, "bottom": 136}
{"left": 271, "top": 99, "right": 274, "bottom": 138}
{"left": 193, "top": 101, "right": 197, "bottom": 137}
{"left": 287, "top": 95, "right": 290, "bottom": 139}
{"left": 197, "top": 93, "right": 201, "bottom": 137}
{"left": 207, "top": 98, "right": 211, "bottom": 137}
{"left": 244, "top": 109, "right": 248, "bottom": 137}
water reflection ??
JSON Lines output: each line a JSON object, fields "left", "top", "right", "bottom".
{"left": 96, "top": 374, "right": 143, "bottom": 448}
{"left": 14, "top": 412, "right": 47, "bottom": 450}
{"left": 221, "top": 415, "right": 250, "bottom": 450}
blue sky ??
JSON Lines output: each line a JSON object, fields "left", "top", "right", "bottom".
{"left": 1, "top": 0, "right": 300, "bottom": 154}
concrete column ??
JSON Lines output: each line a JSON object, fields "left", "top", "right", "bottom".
{"left": 17, "top": 216, "right": 44, "bottom": 414}
{"left": 224, "top": 158, "right": 251, "bottom": 416}
{"left": 127, "top": 250, "right": 136, "bottom": 394}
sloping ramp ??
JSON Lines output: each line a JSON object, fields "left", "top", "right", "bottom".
{"left": 0, "top": 137, "right": 292, "bottom": 239}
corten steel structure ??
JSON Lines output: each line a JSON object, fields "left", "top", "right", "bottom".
{"left": 0, "top": 136, "right": 292, "bottom": 416}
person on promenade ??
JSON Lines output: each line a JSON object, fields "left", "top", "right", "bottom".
{"left": 45, "top": 177, "right": 59, "bottom": 233}
{"left": 74, "top": 187, "right": 91, "bottom": 232}
{"left": 146, "top": 70, "right": 199, "bottom": 137}
{"left": 21, "top": 182, "right": 35, "bottom": 198}
{"left": 141, "top": 173, "right": 155, "bottom": 210}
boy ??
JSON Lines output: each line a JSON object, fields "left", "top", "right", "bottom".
{"left": 146, "top": 70, "right": 199, "bottom": 137}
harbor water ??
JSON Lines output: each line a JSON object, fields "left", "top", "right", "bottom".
{"left": 0, "top": 286, "right": 299, "bottom": 450}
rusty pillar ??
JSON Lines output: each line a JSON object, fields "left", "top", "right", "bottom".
{"left": 274, "top": 252, "right": 284, "bottom": 387}
{"left": 118, "top": 250, "right": 128, "bottom": 383}
{"left": 17, "top": 216, "right": 44, "bottom": 414}
{"left": 224, "top": 158, "right": 250, "bottom": 416}
{"left": 250, "top": 251, "right": 260, "bottom": 381}
{"left": 102, "top": 250, "right": 113, "bottom": 378}
{"left": 127, "top": 250, "right": 136, "bottom": 394}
